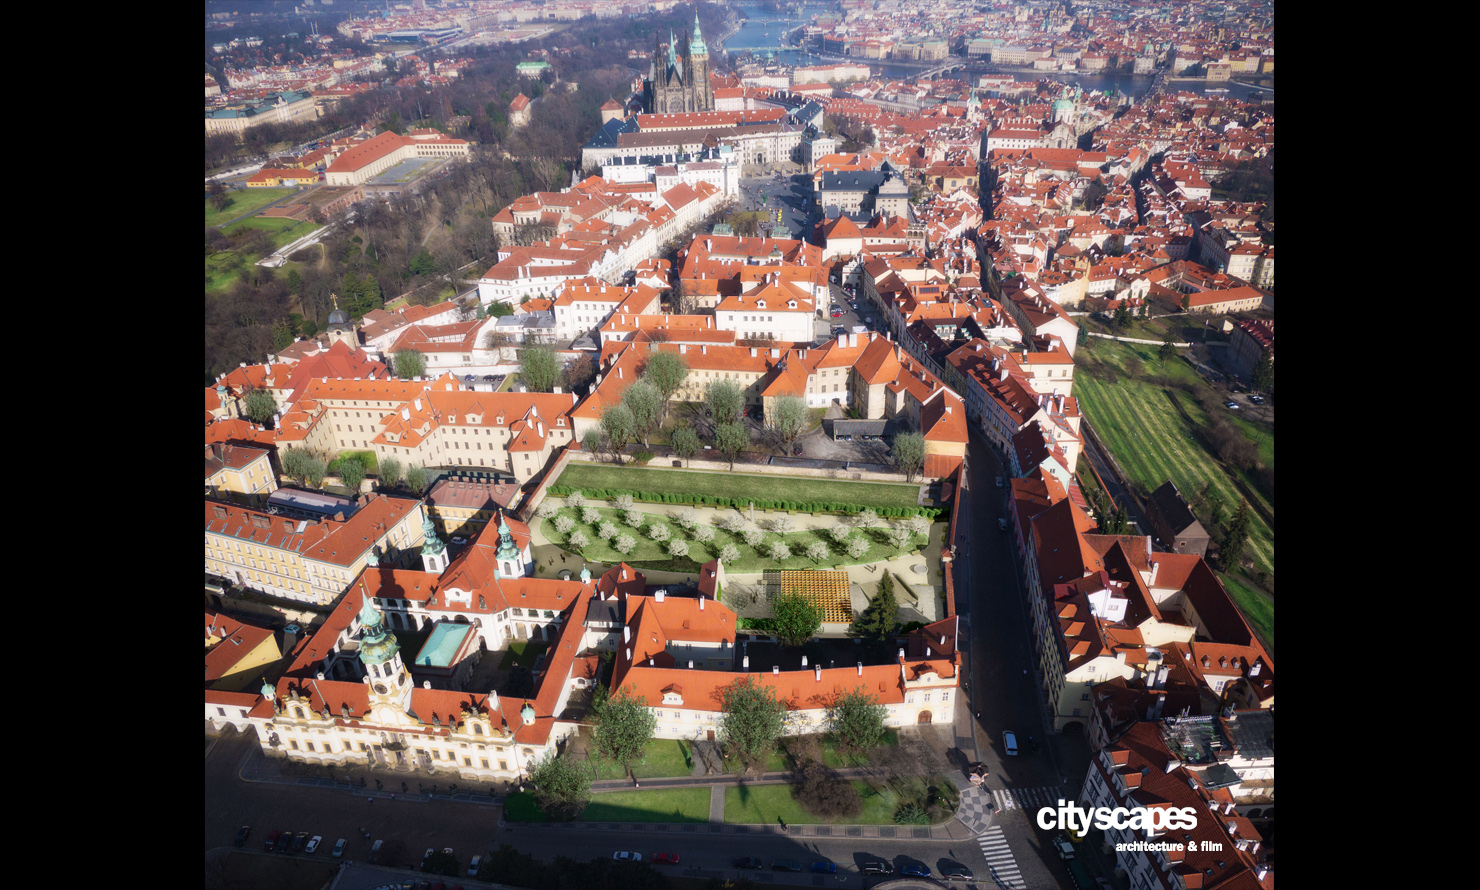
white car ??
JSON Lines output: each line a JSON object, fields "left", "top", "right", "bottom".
{"left": 332, "top": 838, "right": 346, "bottom": 858}
{"left": 469, "top": 854, "right": 483, "bottom": 875}
{"left": 613, "top": 851, "right": 643, "bottom": 862}
{"left": 1003, "top": 730, "right": 1019, "bottom": 756}
{"left": 305, "top": 835, "right": 323, "bottom": 853}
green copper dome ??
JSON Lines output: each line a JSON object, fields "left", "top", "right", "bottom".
{"left": 580, "top": 565, "right": 591, "bottom": 583}
{"left": 261, "top": 679, "right": 276, "bottom": 699}
{"left": 495, "top": 514, "right": 520, "bottom": 561}
{"left": 357, "top": 599, "right": 401, "bottom": 666}
{"left": 521, "top": 702, "right": 537, "bottom": 725}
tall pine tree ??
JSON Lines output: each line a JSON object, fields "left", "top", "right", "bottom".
{"left": 1216, "top": 500, "right": 1251, "bottom": 572}
{"left": 849, "top": 573, "right": 898, "bottom": 651}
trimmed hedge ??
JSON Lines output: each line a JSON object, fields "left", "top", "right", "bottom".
{"left": 548, "top": 486, "right": 943, "bottom": 520}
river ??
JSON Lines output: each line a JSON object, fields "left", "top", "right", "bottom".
{"left": 720, "top": 1, "right": 1272, "bottom": 103}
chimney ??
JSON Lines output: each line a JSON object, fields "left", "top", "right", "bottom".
{"left": 856, "top": 662, "right": 863, "bottom": 676}
{"left": 699, "top": 595, "right": 705, "bottom": 610}
{"left": 750, "top": 347, "right": 757, "bottom": 357}
{"left": 801, "top": 655, "right": 808, "bottom": 667}
{"left": 898, "top": 647, "right": 906, "bottom": 659}
{"left": 688, "top": 660, "right": 694, "bottom": 669}
{"left": 743, "top": 655, "right": 750, "bottom": 670}
{"left": 772, "top": 665, "right": 779, "bottom": 675}
{"left": 655, "top": 590, "right": 664, "bottom": 602}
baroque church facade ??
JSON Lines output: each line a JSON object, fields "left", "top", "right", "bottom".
{"left": 643, "top": 15, "right": 715, "bottom": 114}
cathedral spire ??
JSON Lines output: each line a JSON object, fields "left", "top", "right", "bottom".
{"left": 691, "top": 12, "right": 707, "bottom": 55}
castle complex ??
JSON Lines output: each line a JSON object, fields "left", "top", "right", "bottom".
{"left": 643, "top": 14, "right": 714, "bottom": 114}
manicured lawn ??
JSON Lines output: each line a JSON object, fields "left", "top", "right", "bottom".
{"left": 222, "top": 216, "right": 319, "bottom": 251}
{"left": 502, "top": 788, "right": 710, "bottom": 823}
{"left": 587, "top": 738, "right": 694, "bottom": 780}
{"left": 205, "top": 187, "right": 296, "bottom": 228}
{"left": 723, "top": 781, "right": 904, "bottom": 825}
{"left": 1220, "top": 573, "right": 1275, "bottom": 653}
{"left": 498, "top": 640, "right": 548, "bottom": 669}
{"left": 541, "top": 505, "right": 928, "bottom": 575}
{"left": 1075, "top": 338, "right": 1274, "bottom": 581}
{"left": 555, "top": 463, "right": 923, "bottom": 511}
{"left": 582, "top": 787, "right": 710, "bottom": 823}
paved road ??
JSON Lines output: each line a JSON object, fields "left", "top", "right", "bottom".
{"left": 737, "top": 168, "right": 814, "bottom": 239}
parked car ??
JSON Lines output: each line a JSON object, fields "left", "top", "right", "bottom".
{"left": 772, "top": 860, "right": 803, "bottom": 872}
{"left": 332, "top": 838, "right": 347, "bottom": 858}
{"left": 861, "top": 859, "right": 894, "bottom": 874}
{"left": 290, "top": 832, "right": 310, "bottom": 854}
{"left": 264, "top": 829, "right": 283, "bottom": 853}
{"left": 899, "top": 862, "right": 931, "bottom": 877}
{"left": 369, "top": 839, "right": 384, "bottom": 863}
{"left": 1224, "top": 400, "right": 1240, "bottom": 410}
{"left": 998, "top": 517, "right": 1008, "bottom": 532}
{"left": 651, "top": 852, "right": 680, "bottom": 865}
{"left": 1249, "top": 394, "right": 1265, "bottom": 404}
{"left": 810, "top": 861, "right": 837, "bottom": 874}
{"left": 995, "top": 475, "right": 1003, "bottom": 487}
{"left": 305, "top": 835, "right": 323, "bottom": 854}
{"left": 735, "top": 857, "right": 764, "bottom": 869}
{"left": 612, "top": 851, "right": 642, "bottom": 863}
{"left": 467, "top": 854, "right": 483, "bottom": 874}
{"left": 1053, "top": 834, "right": 1076, "bottom": 859}
{"left": 941, "top": 863, "right": 975, "bottom": 881}
{"left": 1004, "top": 730, "right": 1019, "bottom": 756}
{"left": 235, "top": 825, "right": 251, "bottom": 847}
{"left": 830, "top": 308, "right": 845, "bottom": 318}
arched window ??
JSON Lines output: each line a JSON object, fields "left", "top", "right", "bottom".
{"left": 473, "top": 724, "right": 484, "bottom": 736}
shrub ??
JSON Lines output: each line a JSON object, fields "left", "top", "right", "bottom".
{"left": 768, "top": 540, "right": 792, "bottom": 561}
{"left": 566, "top": 490, "right": 586, "bottom": 509}
{"left": 597, "top": 521, "right": 618, "bottom": 540}
{"left": 794, "top": 764, "right": 863, "bottom": 818}
{"left": 693, "top": 525, "right": 715, "bottom": 544}
{"left": 668, "top": 539, "right": 689, "bottom": 558}
{"left": 567, "top": 530, "right": 589, "bottom": 551}
{"left": 614, "top": 534, "right": 636, "bottom": 555}
{"left": 624, "top": 509, "right": 644, "bottom": 527}
{"left": 581, "top": 507, "right": 601, "bottom": 525}
{"left": 893, "top": 802, "right": 930, "bottom": 825}
{"left": 742, "top": 528, "right": 766, "bottom": 549}
{"left": 719, "top": 543, "right": 741, "bottom": 563}
{"left": 612, "top": 493, "right": 635, "bottom": 511}
{"left": 553, "top": 515, "right": 575, "bottom": 535}
{"left": 648, "top": 523, "right": 670, "bottom": 542}
{"left": 631, "top": 450, "right": 654, "bottom": 465}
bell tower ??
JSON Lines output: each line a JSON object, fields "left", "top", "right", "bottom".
{"left": 421, "top": 513, "right": 449, "bottom": 575}
{"left": 357, "top": 598, "right": 413, "bottom": 715}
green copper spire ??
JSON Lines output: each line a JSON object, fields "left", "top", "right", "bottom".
{"left": 691, "top": 12, "right": 707, "bottom": 55}
{"left": 420, "top": 514, "right": 445, "bottom": 557}
{"left": 495, "top": 513, "right": 520, "bottom": 561}
{"left": 521, "top": 702, "right": 536, "bottom": 725}
{"left": 580, "top": 565, "right": 591, "bottom": 584}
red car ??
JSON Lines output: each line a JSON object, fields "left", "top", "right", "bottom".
{"left": 829, "top": 308, "right": 844, "bottom": 318}
{"left": 651, "top": 852, "right": 680, "bottom": 865}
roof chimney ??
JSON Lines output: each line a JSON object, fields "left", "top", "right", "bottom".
{"left": 772, "top": 665, "right": 779, "bottom": 674}
{"left": 743, "top": 655, "right": 749, "bottom": 670}
{"left": 856, "top": 662, "right": 863, "bottom": 676}
{"left": 655, "top": 590, "right": 664, "bottom": 602}
{"left": 699, "top": 595, "right": 705, "bottom": 610}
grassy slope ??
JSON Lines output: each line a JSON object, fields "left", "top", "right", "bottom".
{"left": 555, "top": 463, "right": 922, "bottom": 510}
{"left": 204, "top": 188, "right": 296, "bottom": 228}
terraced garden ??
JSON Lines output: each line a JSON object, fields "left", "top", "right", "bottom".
{"left": 553, "top": 463, "right": 924, "bottom": 511}
{"left": 1074, "top": 337, "right": 1275, "bottom": 649}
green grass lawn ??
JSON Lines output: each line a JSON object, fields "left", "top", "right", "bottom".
{"left": 724, "top": 780, "right": 927, "bottom": 825}
{"left": 205, "top": 188, "right": 296, "bottom": 228}
{"left": 541, "top": 505, "right": 928, "bottom": 574}
{"left": 1219, "top": 572, "right": 1275, "bottom": 652}
{"left": 222, "top": 216, "right": 319, "bottom": 250}
{"left": 582, "top": 787, "right": 710, "bottom": 823}
{"left": 498, "top": 640, "right": 549, "bottom": 669}
{"left": 503, "top": 788, "right": 709, "bottom": 823}
{"left": 555, "top": 463, "right": 923, "bottom": 511}
{"left": 587, "top": 738, "right": 694, "bottom": 780}
{"left": 1075, "top": 338, "right": 1274, "bottom": 582}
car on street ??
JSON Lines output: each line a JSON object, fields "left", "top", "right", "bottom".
{"left": 735, "top": 857, "right": 764, "bottom": 869}
{"left": 941, "top": 863, "right": 975, "bottom": 881}
{"left": 235, "top": 826, "right": 251, "bottom": 847}
{"left": 810, "top": 861, "right": 837, "bottom": 874}
{"left": 264, "top": 830, "right": 283, "bottom": 853}
{"left": 305, "top": 835, "right": 323, "bottom": 854}
{"left": 290, "top": 832, "right": 310, "bottom": 854}
{"left": 772, "top": 860, "right": 803, "bottom": 872}
{"left": 651, "top": 852, "right": 680, "bottom": 864}
{"left": 1004, "top": 730, "right": 1019, "bottom": 755}
{"left": 332, "top": 838, "right": 347, "bottom": 858}
{"left": 369, "top": 839, "right": 384, "bottom": 863}
{"left": 468, "top": 854, "right": 482, "bottom": 874}
{"left": 1224, "top": 400, "right": 1240, "bottom": 409}
{"left": 1053, "top": 834, "right": 1076, "bottom": 859}
{"left": 612, "top": 851, "right": 642, "bottom": 862}
{"left": 1249, "top": 394, "right": 1265, "bottom": 404}
{"left": 899, "top": 862, "right": 931, "bottom": 877}
{"left": 830, "top": 308, "right": 845, "bottom": 318}
{"left": 861, "top": 859, "right": 894, "bottom": 874}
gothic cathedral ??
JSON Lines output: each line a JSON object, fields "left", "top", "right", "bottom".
{"left": 643, "top": 14, "right": 714, "bottom": 114}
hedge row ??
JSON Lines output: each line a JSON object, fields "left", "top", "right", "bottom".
{"left": 547, "top": 486, "right": 942, "bottom": 520}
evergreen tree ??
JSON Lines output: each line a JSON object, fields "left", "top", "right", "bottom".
{"left": 849, "top": 573, "right": 899, "bottom": 649}
{"left": 1216, "top": 500, "right": 1252, "bottom": 572}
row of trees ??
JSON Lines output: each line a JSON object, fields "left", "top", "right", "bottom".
{"left": 280, "top": 448, "right": 429, "bottom": 495}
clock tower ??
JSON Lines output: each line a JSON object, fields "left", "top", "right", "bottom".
{"left": 357, "top": 598, "right": 414, "bottom": 718}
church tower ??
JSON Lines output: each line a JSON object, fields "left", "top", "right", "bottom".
{"left": 326, "top": 294, "right": 356, "bottom": 348}
{"left": 420, "top": 513, "right": 449, "bottom": 575}
{"left": 494, "top": 512, "right": 529, "bottom": 578}
{"left": 358, "top": 598, "right": 413, "bottom": 716}
{"left": 689, "top": 13, "right": 712, "bottom": 112}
